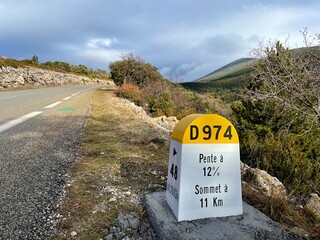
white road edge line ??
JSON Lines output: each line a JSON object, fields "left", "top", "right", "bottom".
{"left": 0, "top": 111, "right": 43, "bottom": 134}
{"left": 62, "top": 96, "right": 72, "bottom": 101}
{"left": 71, "top": 94, "right": 77, "bottom": 96}
{"left": 44, "top": 101, "right": 63, "bottom": 109}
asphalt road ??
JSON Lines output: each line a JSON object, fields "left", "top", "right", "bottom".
{"left": 0, "top": 86, "right": 100, "bottom": 239}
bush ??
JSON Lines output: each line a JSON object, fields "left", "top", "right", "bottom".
{"left": 232, "top": 98, "right": 320, "bottom": 195}
{"left": 115, "top": 83, "right": 142, "bottom": 105}
{"left": 109, "top": 53, "right": 163, "bottom": 86}
{"left": 149, "top": 91, "right": 175, "bottom": 117}
{"left": 232, "top": 31, "right": 320, "bottom": 196}
{"left": 112, "top": 54, "right": 229, "bottom": 120}
{"left": 0, "top": 58, "right": 19, "bottom": 68}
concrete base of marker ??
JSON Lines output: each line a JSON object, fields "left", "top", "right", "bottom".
{"left": 144, "top": 192, "right": 303, "bottom": 240}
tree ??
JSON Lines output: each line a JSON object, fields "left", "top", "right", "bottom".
{"left": 31, "top": 55, "right": 39, "bottom": 65}
{"left": 248, "top": 29, "right": 320, "bottom": 132}
{"left": 109, "top": 53, "right": 163, "bottom": 86}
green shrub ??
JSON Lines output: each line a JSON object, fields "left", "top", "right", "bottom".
{"left": 111, "top": 55, "right": 229, "bottom": 120}
{"left": 232, "top": 99, "right": 320, "bottom": 195}
{"left": 109, "top": 53, "right": 163, "bottom": 86}
{"left": 0, "top": 58, "right": 19, "bottom": 68}
{"left": 149, "top": 91, "right": 175, "bottom": 117}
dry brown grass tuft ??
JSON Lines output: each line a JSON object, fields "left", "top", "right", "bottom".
{"left": 242, "top": 183, "right": 320, "bottom": 238}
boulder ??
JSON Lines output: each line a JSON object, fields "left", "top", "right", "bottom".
{"left": 154, "top": 116, "right": 179, "bottom": 132}
{"left": 15, "top": 76, "right": 25, "bottom": 85}
{"left": 241, "top": 162, "right": 287, "bottom": 198}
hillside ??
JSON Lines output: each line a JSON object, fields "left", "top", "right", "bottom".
{"left": 0, "top": 66, "right": 113, "bottom": 89}
{"left": 0, "top": 56, "right": 113, "bottom": 89}
{"left": 196, "top": 58, "right": 256, "bottom": 83}
{"left": 181, "top": 46, "right": 319, "bottom": 94}
{"left": 0, "top": 57, "right": 110, "bottom": 80}
{"left": 181, "top": 58, "right": 256, "bottom": 93}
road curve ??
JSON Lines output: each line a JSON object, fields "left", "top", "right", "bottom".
{"left": 0, "top": 86, "right": 100, "bottom": 239}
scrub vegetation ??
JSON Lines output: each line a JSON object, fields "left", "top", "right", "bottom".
{"left": 110, "top": 53, "right": 229, "bottom": 119}
{"left": 232, "top": 30, "right": 320, "bottom": 196}
{"left": 175, "top": 30, "right": 320, "bottom": 198}
{"left": 0, "top": 55, "right": 109, "bottom": 80}
{"left": 109, "top": 30, "right": 320, "bottom": 198}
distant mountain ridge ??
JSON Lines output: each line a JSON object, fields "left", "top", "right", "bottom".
{"left": 196, "top": 58, "right": 256, "bottom": 83}
{"left": 181, "top": 57, "right": 256, "bottom": 93}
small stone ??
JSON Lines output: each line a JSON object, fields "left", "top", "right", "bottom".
{"left": 109, "top": 197, "right": 117, "bottom": 202}
{"left": 116, "top": 232, "right": 126, "bottom": 239}
{"left": 124, "top": 191, "right": 131, "bottom": 196}
{"left": 128, "top": 215, "right": 140, "bottom": 230}
{"left": 116, "top": 213, "right": 130, "bottom": 231}
{"left": 241, "top": 161, "right": 287, "bottom": 198}
{"left": 104, "top": 234, "right": 114, "bottom": 240}
{"left": 70, "top": 231, "right": 77, "bottom": 237}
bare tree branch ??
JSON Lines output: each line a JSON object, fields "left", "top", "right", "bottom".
{"left": 248, "top": 30, "right": 320, "bottom": 132}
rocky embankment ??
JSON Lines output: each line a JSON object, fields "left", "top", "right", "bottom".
{"left": 0, "top": 66, "right": 114, "bottom": 89}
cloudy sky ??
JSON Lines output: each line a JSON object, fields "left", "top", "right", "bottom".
{"left": 1, "top": 1, "right": 319, "bottom": 82}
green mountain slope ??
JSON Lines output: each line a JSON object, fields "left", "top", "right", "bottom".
{"left": 196, "top": 58, "right": 256, "bottom": 83}
{"left": 181, "top": 58, "right": 256, "bottom": 93}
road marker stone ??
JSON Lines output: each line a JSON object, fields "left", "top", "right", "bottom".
{"left": 166, "top": 114, "right": 243, "bottom": 221}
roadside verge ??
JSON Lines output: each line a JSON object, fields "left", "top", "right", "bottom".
{"left": 54, "top": 87, "right": 169, "bottom": 239}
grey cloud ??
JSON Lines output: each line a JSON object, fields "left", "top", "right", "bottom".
{"left": 0, "top": 0, "right": 319, "bottom": 82}
{"left": 201, "top": 34, "right": 247, "bottom": 56}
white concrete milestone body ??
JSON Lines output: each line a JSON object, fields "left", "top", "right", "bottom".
{"left": 166, "top": 114, "right": 243, "bottom": 221}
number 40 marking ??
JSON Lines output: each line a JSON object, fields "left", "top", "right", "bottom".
{"left": 170, "top": 164, "right": 178, "bottom": 180}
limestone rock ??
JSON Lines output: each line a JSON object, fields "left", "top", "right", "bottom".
{"left": 0, "top": 66, "right": 114, "bottom": 88}
{"left": 304, "top": 193, "right": 320, "bottom": 221}
{"left": 106, "top": 212, "right": 141, "bottom": 239}
{"left": 16, "top": 76, "right": 25, "bottom": 85}
{"left": 120, "top": 99, "right": 179, "bottom": 132}
{"left": 241, "top": 162, "right": 287, "bottom": 198}
{"left": 154, "top": 116, "right": 179, "bottom": 132}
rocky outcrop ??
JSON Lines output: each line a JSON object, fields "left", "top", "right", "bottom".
{"left": 0, "top": 66, "right": 114, "bottom": 88}
{"left": 120, "top": 98, "right": 179, "bottom": 132}
{"left": 241, "top": 162, "right": 287, "bottom": 199}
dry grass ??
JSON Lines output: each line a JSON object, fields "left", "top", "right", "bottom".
{"left": 54, "top": 88, "right": 169, "bottom": 239}
{"left": 242, "top": 183, "right": 320, "bottom": 238}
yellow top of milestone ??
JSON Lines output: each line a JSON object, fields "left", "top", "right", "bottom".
{"left": 171, "top": 114, "right": 239, "bottom": 144}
